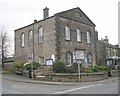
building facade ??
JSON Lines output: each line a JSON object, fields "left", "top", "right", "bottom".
{"left": 14, "top": 7, "right": 119, "bottom": 67}
{"left": 97, "top": 36, "right": 120, "bottom": 66}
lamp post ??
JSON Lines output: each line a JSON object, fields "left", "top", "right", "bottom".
{"left": 31, "top": 23, "right": 34, "bottom": 79}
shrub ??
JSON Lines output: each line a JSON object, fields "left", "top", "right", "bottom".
{"left": 84, "top": 65, "right": 111, "bottom": 73}
{"left": 65, "top": 66, "right": 75, "bottom": 73}
{"left": 72, "top": 62, "right": 78, "bottom": 70}
{"left": 53, "top": 61, "right": 66, "bottom": 73}
{"left": 23, "top": 62, "right": 41, "bottom": 70}
{"left": 14, "top": 60, "right": 25, "bottom": 70}
{"left": 84, "top": 66, "right": 95, "bottom": 73}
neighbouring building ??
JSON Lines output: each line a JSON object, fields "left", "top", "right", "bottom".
{"left": 14, "top": 7, "right": 120, "bottom": 67}
{"left": 97, "top": 36, "right": 120, "bottom": 68}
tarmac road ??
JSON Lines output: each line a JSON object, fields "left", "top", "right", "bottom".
{"left": 2, "top": 74, "right": 119, "bottom": 94}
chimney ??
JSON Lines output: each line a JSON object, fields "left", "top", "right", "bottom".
{"left": 43, "top": 7, "right": 49, "bottom": 19}
{"left": 103, "top": 36, "right": 109, "bottom": 43}
{"left": 34, "top": 20, "right": 37, "bottom": 23}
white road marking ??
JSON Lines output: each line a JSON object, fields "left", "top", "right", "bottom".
{"left": 2, "top": 89, "right": 25, "bottom": 94}
{"left": 12, "top": 85, "right": 38, "bottom": 89}
{"left": 53, "top": 83, "right": 103, "bottom": 94}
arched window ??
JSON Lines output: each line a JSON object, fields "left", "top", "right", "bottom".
{"left": 66, "top": 51, "right": 72, "bottom": 66}
{"left": 29, "top": 30, "right": 33, "bottom": 45}
{"left": 87, "top": 31, "right": 91, "bottom": 43}
{"left": 21, "top": 33, "right": 25, "bottom": 47}
{"left": 87, "top": 53, "right": 92, "bottom": 64}
{"left": 76, "top": 29, "right": 82, "bottom": 42}
{"left": 38, "top": 27, "right": 43, "bottom": 43}
{"left": 65, "top": 26, "right": 70, "bottom": 40}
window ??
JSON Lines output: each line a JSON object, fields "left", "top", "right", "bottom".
{"left": 65, "top": 26, "right": 70, "bottom": 40}
{"left": 28, "top": 52, "right": 33, "bottom": 60}
{"left": 38, "top": 27, "right": 43, "bottom": 43}
{"left": 114, "top": 49, "right": 117, "bottom": 56}
{"left": 29, "top": 30, "right": 33, "bottom": 45}
{"left": 87, "top": 31, "right": 91, "bottom": 43}
{"left": 87, "top": 53, "right": 92, "bottom": 64}
{"left": 66, "top": 52, "right": 72, "bottom": 66}
{"left": 21, "top": 33, "right": 25, "bottom": 47}
{"left": 39, "top": 56, "right": 44, "bottom": 65}
{"left": 76, "top": 29, "right": 82, "bottom": 42}
{"left": 108, "top": 49, "right": 111, "bottom": 57}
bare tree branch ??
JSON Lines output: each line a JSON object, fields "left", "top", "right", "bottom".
{"left": 0, "top": 27, "right": 12, "bottom": 68}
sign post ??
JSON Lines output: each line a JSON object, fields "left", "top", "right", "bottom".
{"left": 77, "top": 60, "right": 82, "bottom": 82}
{"left": 74, "top": 50, "right": 84, "bottom": 82}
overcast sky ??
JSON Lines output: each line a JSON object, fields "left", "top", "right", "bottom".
{"left": 0, "top": 0, "right": 119, "bottom": 53}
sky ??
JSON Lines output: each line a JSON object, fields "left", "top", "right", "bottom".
{"left": 0, "top": 0, "right": 119, "bottom": 54}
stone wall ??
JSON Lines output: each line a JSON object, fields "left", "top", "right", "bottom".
{"left": 20, "top": 70, "right": 118, "bottom": 82}
{"left": 15, "top": 17, "right": 56, "bottom": 63}
{"left": 35, "top": 72, "right": 108, "bottom": 82}
{"left": 55, "top": 15, "right": 97, "bottom": 65}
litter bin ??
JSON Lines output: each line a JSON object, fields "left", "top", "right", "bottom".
{"left": 29, "top": 70, "right": 32, "bottom": 78}
{"left": 108, "top": 70, "right": 112, "bottom": 77}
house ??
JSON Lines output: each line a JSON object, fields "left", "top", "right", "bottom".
{"left": 97, "top": 36, "right": 120, "bottom": 68}
{"left": 14, "top": 7, "right": 120, "bottom": 67}
{"left": 14, "top": 7, "right": 98, "bottom": 66}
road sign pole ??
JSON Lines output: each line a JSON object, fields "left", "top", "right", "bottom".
{"left": 78, "top": 63, "right": 80, "bottom": 82}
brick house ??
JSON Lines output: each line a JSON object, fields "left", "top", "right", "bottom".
{"left": 14, "top": 7, "right": 119, "bottom": 67}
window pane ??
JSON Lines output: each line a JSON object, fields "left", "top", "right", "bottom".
{"left": 87, "top": 31, "right": 90, "bottom": 43}
{"left": 77, "top": 29, "right": 81, "bottom": 42}
{"left": 67, "top": 53, "right": 71, "bottom": 66}
{"left": 29, "top": 30, "right": 33, "bottom": 45}
{"left": 39, "top": 27, "right": 43, "bottom": 43}
{"left": 65, "top": 26, "right": 70, "bottom": 40}
{"left": 21, "top": 33, "right": 25, "bottom": 47}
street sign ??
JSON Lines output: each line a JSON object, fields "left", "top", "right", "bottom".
{"left": 77, "top": 59, "right": 82, "bottom": 64}
{"left": 73, "top": 51, "right": 84, "bottom": 60}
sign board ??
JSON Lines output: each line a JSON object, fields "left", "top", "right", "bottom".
{"left": 77, "top": 59, "right": 82, "bottom": 64}
{"left": 46, "top": 59, "right": 53, "bottom": 66}
{"left": 73, "top": 51, "right": 84, "bottom": 60}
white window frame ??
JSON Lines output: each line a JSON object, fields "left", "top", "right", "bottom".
{"left": 76, "top": 29, "right": 82, "bottom": 42}
{"left": 65, "top": 26, "right": 70, "bottom": 40}
{"left": 38, "top": 27, "right": 43, "bottom": 43}
{"left": 21, "top": 33, "right": 25, "bottom": 47}
{"left": 87, "top": 31, "right": 91, "bottom": 44}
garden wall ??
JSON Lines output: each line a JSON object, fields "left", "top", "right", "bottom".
{"left": 21, "top": 70, "right": 118, "bottom": 82}
{"left": 35, "top": 72, "right": 108, "bottom": 82}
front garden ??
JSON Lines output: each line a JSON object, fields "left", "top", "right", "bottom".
{"left": 12, "top": 60, "right": 119, "bottom": 82}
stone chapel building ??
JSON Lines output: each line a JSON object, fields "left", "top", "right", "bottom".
{"left": 14, "top": 7, "right": 120, "bottom": 66}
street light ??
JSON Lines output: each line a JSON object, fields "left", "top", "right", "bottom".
{"left": 30, "top": 22, "right": 35, "bottom": 79}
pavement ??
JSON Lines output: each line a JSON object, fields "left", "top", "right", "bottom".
{"left": 1, "top": 73, "right": 119, "bottom": 86}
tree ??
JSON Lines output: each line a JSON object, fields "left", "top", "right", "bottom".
{"left": 0, "top": 27, "right": 11, "bottom": 68}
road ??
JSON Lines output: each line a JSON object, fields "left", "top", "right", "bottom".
{"left": 2, "top": 75, "right": 118, "bottom": 94}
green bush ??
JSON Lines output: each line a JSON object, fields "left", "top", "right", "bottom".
{"left": 14, "top": 60, "right": 25, "bottom": 70}
{"left": 84, "top": 65, "right": 111, "bottom": 73}
{"left": 84, "top": 66, "right": 95, "bottom": 73}
{"left": 53, "top": 61, "right": 66, "bottom": 73}
{"left": 65, "top": 66, "right": 76, "bottom": 73}
{"left": 72, "top": 62, "right": 78, "bottom": 70}
{"left": 97, "top": 65, "right": 110, "bottom": 71}
{"left": 23, "top": 62, "right": 41, "bottom": 70}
